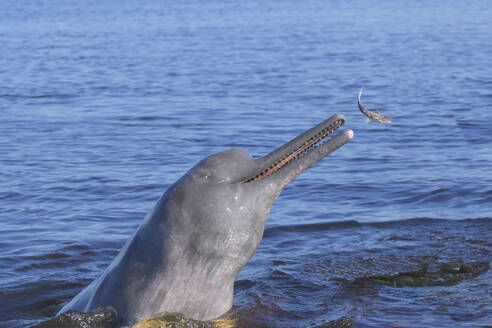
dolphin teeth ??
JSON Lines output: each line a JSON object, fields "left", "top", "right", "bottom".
{"left": 242, "top": 119, "right": 344, "bottom": 183}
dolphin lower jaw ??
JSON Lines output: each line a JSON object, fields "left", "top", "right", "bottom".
{"left": 240, "top": 114, "right": 353, "bottom": 185}
{"left": 276, "top": 129, "right": 353, "bottom": 189}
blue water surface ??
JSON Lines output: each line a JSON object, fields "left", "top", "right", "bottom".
{"left": 1, "top": 1, "right": 491, "bottom": 327}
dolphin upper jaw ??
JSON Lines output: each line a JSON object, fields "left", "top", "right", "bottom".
{"left": 243, "top": 114, "right": 353, "bottom": 192}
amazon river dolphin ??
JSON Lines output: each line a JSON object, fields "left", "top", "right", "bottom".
{"left": 59, "top": 114, "right": 354, "bottom": 326}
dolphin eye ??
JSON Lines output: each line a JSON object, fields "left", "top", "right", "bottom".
{"left": 202, "top": 171, "right": 216, "bottom": 181}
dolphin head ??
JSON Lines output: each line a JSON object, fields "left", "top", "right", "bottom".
{"left": 163, "top": 114, "right": 354, "bottom": 281}
{"left": 59, "top": 114, "right": 354, "bottom": 324}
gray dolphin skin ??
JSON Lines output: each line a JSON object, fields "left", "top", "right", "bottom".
{"left": 59, "top": 114, "right": 354, "bottom": 327}
{"left": 357, "top": 89, "right": 391, "bottom": 124}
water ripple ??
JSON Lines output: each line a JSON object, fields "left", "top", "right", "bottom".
{"left": 1, "top": 0, "right": 492, "bottom": 327}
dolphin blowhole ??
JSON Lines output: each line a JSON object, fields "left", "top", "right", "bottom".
{"left": 59, "top": 114, "right": 353, "bottom": 326}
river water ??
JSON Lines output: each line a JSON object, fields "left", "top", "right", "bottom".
{"left": 1, "top": 1, "right": 491, "bottom": 327}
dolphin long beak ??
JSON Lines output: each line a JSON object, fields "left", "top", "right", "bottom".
{"left": 272, "top": 129, "right": 353, "bottom": 190}
{"left": 240, "top": 114, "right": 353, "bottom": 189}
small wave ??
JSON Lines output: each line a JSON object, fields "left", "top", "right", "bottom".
{"left": 0, "top": 93, "right": 75, "bottom": 100}
{"left": 266, "top": 217, "right": 491, "bottom": 236}
{"left": 395, "top": 187, "right": 456, "bottom": 204}
{"left": 235, "top": 279, "right": 256, "bottom": 289}
{"left": 264, "top": 220, "right": 361, "bottom": 237}
{"left": 116, "top": 115, "right": 166, "bottom": 121}
{"left": 382, "top": 235, "right": 415, "bottom": 241}
{"left": 456, "top": 118, "right": 492, "bottom": 144}
{"left": 354, "top": 261, "right": 489, "bottom": 287}
{"left": 22, "top": 252, "right": 70, "bottom": 261}
{"left": 0, "top": 191, "right": 26, "bottom": 201}
{"left": 15, "top": 260, "right": 71, "bottom": 272}
{"left": 368, "top": 217, "right": 491, "bottom": 228}
{"left": 68, "top": 176, "right": 120, "bottom": 184}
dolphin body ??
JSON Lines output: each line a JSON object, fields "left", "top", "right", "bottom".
{"left": 59, "top": 114, "right": 354, "bottom": 326}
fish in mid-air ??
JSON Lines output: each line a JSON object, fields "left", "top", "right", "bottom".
{"left": 357, "top": 89, "right": 391, "bottom": 124}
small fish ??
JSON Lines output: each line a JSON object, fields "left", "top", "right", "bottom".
{"left": 357, "top": 89, "right": 391, "bottom": 124}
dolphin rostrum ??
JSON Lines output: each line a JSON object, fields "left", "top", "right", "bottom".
{"left": 58, "top": 114, "right": 354, "bottom": 326}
